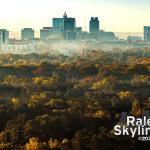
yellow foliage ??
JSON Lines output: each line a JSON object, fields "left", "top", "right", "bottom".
{"left": 48, "top": 138, "right": 59, "bottom": 149}
{"left": 118, "top": 91, "right": 133, "bottom": 100}
{"left": 10, "top": 97, "right": 21, "bottom": 107}
{"left": 131, "top": 100, "right": 142, "bottom": 117}
{"left": 0, "top": 143, "right": 11, "bottom": 149}
{"left": 30, "top": 95, "right": 40, "bottom": 102}
{"left": 32, "top": 76, "right": 58, "bottom": 86}
{"left": 32, "top": 77, "right": 42, "bottom": 84}
{"left": 94, "top": 110, "right": 106, "bottom": 118}
{"left": 131, "top": 75, "right": 150, "bottom": 87}
{"left": 42, "top": 80, "right": 49, "bottom": 85}
{"left": 25, "top": 137, "right": 40, "bottom": 150}
{"left": 0, "top": 131, "right": 7, "bottom": 143}
{"left": 40, "top": 92, "right": 47, "bottom": 99}
{"left": 92, "top": 77, "right": 113, "bottom": 91}
{"left": 61, "top": 138, "right": 69, "bottom": 144}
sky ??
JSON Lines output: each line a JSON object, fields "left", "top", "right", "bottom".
{"left": 0, "top": 0, "right": 150, "bottom": 36}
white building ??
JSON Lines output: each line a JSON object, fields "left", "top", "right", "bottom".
{"left": 0, "top": 44, "right": 36, "bottom": 53}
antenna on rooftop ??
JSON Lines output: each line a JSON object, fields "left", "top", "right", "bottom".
{"left": 63, "top": 11, "right": 67, "bottom": 18}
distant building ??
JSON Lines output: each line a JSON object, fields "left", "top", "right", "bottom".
{"left": 76, "top": 27, "right": 82, "bottom": 33}
{"left": 98, "top": 31, "right": 117, "bottom": 41}
{"left": 144, "top": 26, "right": 150, "bottom": 42}
{"left": 60, "top": 12, "right": 76, "bottom": 40}
{"left": 76, "top": 31, "right": 89, "bottom": 40}
{"left": 89, "top": 17, "right": 99, "bottom": 33}
{"left": 21, "top": 28, "right": 34, "bottom": 41}
{"left": 40, "top": 27, "right": 54, "bottom": 40}
{"left": 64, "top": 18, "right": 76, "bottom": 31}
{"left": 76, "top": 27, "right": 83, "bottom": 40}
{"left": 0, "top": 44, "right": 36, "bottom": 53}
{"left": 0, "top": 29, "right": 9, "bottom": 44}
{"left": 65, "top": 31, "right": 76, "bottom": 40}
{"left": 89, "top": 17, "right": 99, "bottom": 40}
{"left": 127, "top": 36, "right": 142, "bottom": 42}
{"left": 53, "top": 12, "right": 77, "bottom": 40}
{"left": 53, "top": 18, "right": 64, "bottom": 33}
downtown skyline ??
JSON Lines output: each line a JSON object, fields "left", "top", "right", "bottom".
{"left": 0, "top": 0, "right": 150, "bottom": 36}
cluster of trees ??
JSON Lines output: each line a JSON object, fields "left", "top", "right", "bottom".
{"left": 0, "top": 49, "right": 149, "bottom": 149}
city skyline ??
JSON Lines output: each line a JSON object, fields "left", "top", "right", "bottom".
{"left": 0, "top": 0, "right": 150, "bottom": 36}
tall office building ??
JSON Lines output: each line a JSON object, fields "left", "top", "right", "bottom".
{"left": 89, "top": 17, "right": 99, "bottom": 40}
{"left": 64, "top": 18, "right": 76, "bottom": 31}
{"left": 40, "top": 27, "right": 54, "bottom": 40}
{"left": 21, "top": 28, "right": 34, "bottom": 41}
{"left": 64, "top": 12, "right": 76, "bottom": 40}
{"left": 52, "top": 13, "right": 67, "bottom": 39}
{"left": 89, "top": 17, "right": 99, "bottom": 33}
{"left": 0, "top": 29, "right": 9, "bottom": 44}
{"left": 52, "top": 12, "right": 76, "bottom": 40}
{"left": 53, "top": 18, "right": 64, "bottom": 33}
{"left": 144, "top": 26, "right": 150, "bottom": 42}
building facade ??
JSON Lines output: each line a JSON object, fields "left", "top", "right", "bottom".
{"left": 53, "top": 18, "right": 64, "bottom": 33}
{"left": 0, "top": 29, "right": 9, "bottom": 45}
{"left": 21, "top": 28, "right": 34, "bottom": 41}
{"left": 89, "top": 17, "right": 99, "bottom": 33}
{"left": 40, "top": 27, "right": 54, "bottom": 40}
{"left": 98, "top": 31, "right": 117, "bottom": 41}
{"left": 89, "top": 17, "right": 99, "bottom": 40}
{"left": 64, "top": 13, "right": 76, "bottom": 40}
{"left": 52, "top": 12, "right": 76, "bottom": 40}
{"left": 144, "top": 26, "right": 150, "bottom": 42}
{"left": 127, "top": 36, "right": 142, "bottom": 42}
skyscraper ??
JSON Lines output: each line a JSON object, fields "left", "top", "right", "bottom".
{"left": 52, "top": 12, "right": 76, "bottom": 40}
{"left": 89, "top": 17, "right": 99, "bottom": 33}
{"left": 52, "top": 12, "right": 67, "bottom": 39}
{"left": 144, "top": 26, "right": 150, "bottom": 42}
{"left": 21, "top": 28, "right": 34, "bottom": 41}
{"left": 64, "top": 18, "right": 76, "bottom": 32}
{"left": 64, "top": 12, "right": 76, "bottom": 40}
{"left": 53, "top": 18, "right": 64, "bottom": 33}
{"left": 0, "top": 29, "right": 9, "bottom": 45}
{"left": 89, "top": 17, "right": 99, "bottom": 40}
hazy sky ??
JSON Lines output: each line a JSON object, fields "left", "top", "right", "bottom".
{"left": 0, "top": 0, "right": 150, "bottom": 33}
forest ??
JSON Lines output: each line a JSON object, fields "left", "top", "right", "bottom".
{"left": 0, "top": 48, "right": 149, "bottom": 149}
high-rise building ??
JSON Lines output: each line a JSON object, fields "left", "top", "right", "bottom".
{"left": 40, "top": 27, "right": 54, "bottom": 40}
{"left": 21, "top": 28, "right": 34, "bottom": 41}
{"left": 0, "top": 29, "right": 9, "bottom": 44}
{"left": 64, "top": 13, "right": 76, "bottom": 40}
{"left": 89, "top": 17, "right": 99, "bottom": 33}
{"left": 144, "top": 26, "right": 150, "bottom": 42}
{"left": 52, "top": 12, "right": 67, "bottom": 39}
{"left": 53, "top": 18, "right": 64, "bottom": 33}
{"left": 89, "top": 17, "right": 99, "bottom": 40}
{"left": 64, "top": 18, "right": 76, "bottom": 32}
{"left": 52, "top": 12, "right": 76, "bottom": 40}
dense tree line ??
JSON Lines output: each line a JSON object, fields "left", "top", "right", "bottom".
{"left": 0, "top": 49, "right": 149, "bottom": 149}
